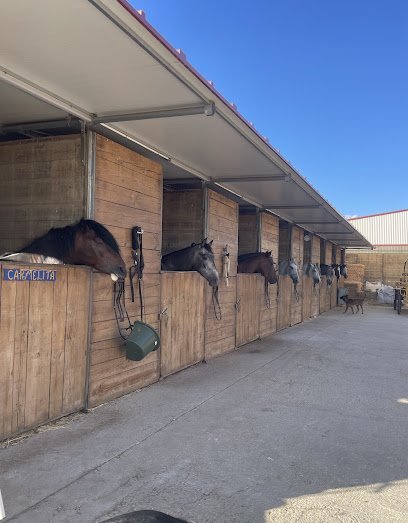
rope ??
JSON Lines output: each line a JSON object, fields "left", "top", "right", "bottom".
{"left": 113, "top": 280, "right": 133, "bottom": 340}
{"left": 212, "top": 286, "right": 222, "bottom": 320}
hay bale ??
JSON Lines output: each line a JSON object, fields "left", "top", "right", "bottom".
{"left": 347, "top": 263, "right": 365, "bottom": 284}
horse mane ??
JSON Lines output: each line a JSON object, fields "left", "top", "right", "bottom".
{"left": 83, "top": 220, "right": 120, "bottom": 253}
{"left": 21, "top": 219, "right": 120, "bottom": 261}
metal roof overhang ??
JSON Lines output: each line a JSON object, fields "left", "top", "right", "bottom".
{"left": 0, "top": 0, "right": 371, "bottom": 248}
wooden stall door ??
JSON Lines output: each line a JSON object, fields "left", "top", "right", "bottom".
{"left": 259, "top": 212, "right": 279, "bottom": 338}
{"left": 205, "top": 190, "right": 238, "bottom": 358}
{"left": 0, "top": 264, "right": 90, "bottom": 440}
{"left": 160, "top": 272, "right": 205, "bottom": 377}
{"left": 302, "top": 276, "right": 313, "bottom": 319}
{"left": 236, "top": 274, "right": 261, "bottom": 347}
{"left": 319, "top": 277, "right": 331, "bottom": 313}
{"left": 290, "top": 226, "right": 303, "bottom": 326}
{"left": 277, "top": 276, "right": 292, "bottom": 331}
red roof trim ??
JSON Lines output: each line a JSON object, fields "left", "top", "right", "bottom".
{"left": 348, "top": 209, "right": 408, "bottom": 220}
{"left": 115, "top": 0, "right": 294, "bottom": 168}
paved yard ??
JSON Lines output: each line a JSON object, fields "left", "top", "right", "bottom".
{"left": 1, "top": 305, "right": 407, "bottom": 522}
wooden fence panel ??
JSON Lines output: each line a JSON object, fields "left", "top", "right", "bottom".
{"left": 89, "top": 134, "right": 162, "bottom": 407}
{"left": 160, "top": 272, "right": 205, "bottom": 377}
{"left": 259, "top": 212, "right": 278, "bottom": 337}
{"left": 0, "top": 264, "right": 90, "bottom": 440}
{"left": 236, "top": 274, "right": 261, "bottom": 347}
{"left": 205, "top": 190, "right": 238, "bottom": 358}
{"left": 302, "top": 276, "right": 313, "bottom": 320}
{"left": 277, "top": 276, "right": 292, "bottom": 331}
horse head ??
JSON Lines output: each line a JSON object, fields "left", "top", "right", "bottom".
{"left": 320, "top": 264, "right": 335, "bottom": 286}
{"left": 340, "top": 263, "right": 348, "bottom": 278}
{"left": 332, "top": 263, "right": 341, "bottom": 280}
{"left": 280, "top": 258, "right": 299, "bottom": 284}
{"left": 259, "top": 251, "right": 278, "bottom": 284}
{"left": 304, "top": 263, "right": 321, "bottom": 286}
{"left": 72, "top": 220, "right": 126, "bottom": 281}
{"left": 191, "top": 239, "right": 219, "bottom": 287}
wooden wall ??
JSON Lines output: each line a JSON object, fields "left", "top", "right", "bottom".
{"left": 0, "top": 264, "right": 90, "bottom": 440}
{"left": 162, "top": 190, "right": 203, "bottom": 254}
{"left": 205, "top": 189, "right": 238, "bottom": 358}
{"left": 259, "top": 212, "right": 279, "bottom": 337}
{"left": 290, "top": 226, "right": 304, "bottom": 326}
{"left": 236, "top": 274, "right": 261, "bottom": 347}
{"left": 311, "top": 235, "right": 320, "bottom": 317}
{"left": 346, "top": 252, "right": 408, "bottom": 285}
{"left": 238, "top": 212, "right": 257, "bottom": 255}
{"left": 160, "top": 272, "right": 205, "bottom": 376}
{"left": 0, "top": 136, "right": 84, "bottom": 253}
{"left": 88, "top": 135, "right": 162, "bottom": 407}
{"left": 320, "top": 241, "right": 332, "bottom": 313}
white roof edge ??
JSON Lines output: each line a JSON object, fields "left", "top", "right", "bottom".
{"left": 101, "top": 0, "right": 371, "bottom": 247}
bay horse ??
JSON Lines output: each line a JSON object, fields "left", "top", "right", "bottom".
{"left": 161, "top": 239, "right": 219, "bottom": 287}
{"left": 304, "top": 262, "right": 321, "bottom": 287}
{"left": 1, "top": 219, "right": 126, "bottom": 281}
{"left": 320, "top": 263, "right": 335, "bottom": 287}
{"left": 238, "top": 251, "right": 278, "bottom": 308}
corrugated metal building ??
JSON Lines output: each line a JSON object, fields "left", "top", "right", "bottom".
{"left": 348, "top": 209, "right": 408, "bottom": 253}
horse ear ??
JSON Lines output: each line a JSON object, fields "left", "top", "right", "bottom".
{"left": 208, "top": 240, "right": 213, "bottom": 246}
{"left": 266, "top": 251, "right": 271, "bottom": 257}
{"left": 191, "top": 242, "right": 196, "bottom": 247}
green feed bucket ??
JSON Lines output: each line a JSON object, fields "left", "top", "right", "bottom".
{"left": 125, "top": 321, "right": 160, "bottom": 361}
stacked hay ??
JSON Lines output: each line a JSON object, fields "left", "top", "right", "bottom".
{"left": 339, "top": 263, "right": 365, "bottom": 298}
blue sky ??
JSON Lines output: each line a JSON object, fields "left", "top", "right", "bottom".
{"left": 130, "top": 1, "right": 408, "bottom": 217}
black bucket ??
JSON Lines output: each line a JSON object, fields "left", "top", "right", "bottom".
{"left": 125, "top": 321, "right": 160, "bottom": 361}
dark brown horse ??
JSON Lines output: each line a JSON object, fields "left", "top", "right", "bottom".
{"left": 238, "top": 251, "right": 278, "bottom": 308}
{"left": 237, "top": 251, "right": 278, "bottom": 283}
{"left": 14, "top": 219, "right": 126, "bottom": 280}
{"left": 161, "top": 239, "right": 219, "bottom": 287}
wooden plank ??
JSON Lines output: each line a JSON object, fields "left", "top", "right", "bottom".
{"left": 205, "top": 190, "right": 238, "bottom": 358}
{"left": 24, "top": 274, "right": 54, "bottom": 428}
{"left": 48, "top": 268, "right": 68, "bottom": 419}
{"left": 62, "top": 268, "right": 89, "bottom": 413}
{"left": 290, "top": 226, "right": 303, "bottom": 326}
{"left": 0, "top": 266, "right": 16, "bottom": 439}
{"left": 0, "top": 136, "right": 84, "bottom": 254}
{"left": 236, "top": 274, "right": 261, "bottom": 347}
{"left": 12, "top": 276, "right": 30, "bottom": 433}
{"left": 238, "top": 214, "right": 257, "bottom": 255}
{"left": 160, "top": 272, "right": 205, "bottom": 377}
{"left": 277, "top": 276, "right": 292, "bottom": 331}
{"left": 88, "top": 360, "right": 158, "bottom": 408}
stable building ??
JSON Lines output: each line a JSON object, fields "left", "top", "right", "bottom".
{"left": 0, "top": 0, "right": 370, "bottom": 441}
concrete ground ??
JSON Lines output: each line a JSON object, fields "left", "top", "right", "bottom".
{"left": 1, "top": 305, "right": 408, "bottom": 523}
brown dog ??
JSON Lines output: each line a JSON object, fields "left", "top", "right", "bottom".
{"left": 340, "top": 294, "right": 364, "bottom": 314}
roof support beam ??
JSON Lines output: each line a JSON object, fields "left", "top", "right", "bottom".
{"left": 93, "top": 103, "right": 215, "bottom": 124}
{"left": 1, "top": 118, "right": 81, "bottom": 134}
{"left": 214, "top": 174, "right": 289, "bottom": 182}
{"left": 298, "top": 221, "right": 340, "bottom": 224}
{"left": 314, "top": 231, "right": 356, "bottom": 235}
{"left": 263, "top": 204, "right": 320, "bottom": 210}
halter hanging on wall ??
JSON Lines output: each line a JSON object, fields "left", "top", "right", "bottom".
{"left": 113, "top": 226, "right": 160, "bottom": 361}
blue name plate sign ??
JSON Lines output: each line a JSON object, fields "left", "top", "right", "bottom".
{"left": 2, "top": 268, "right": 57, "bottom": 282}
